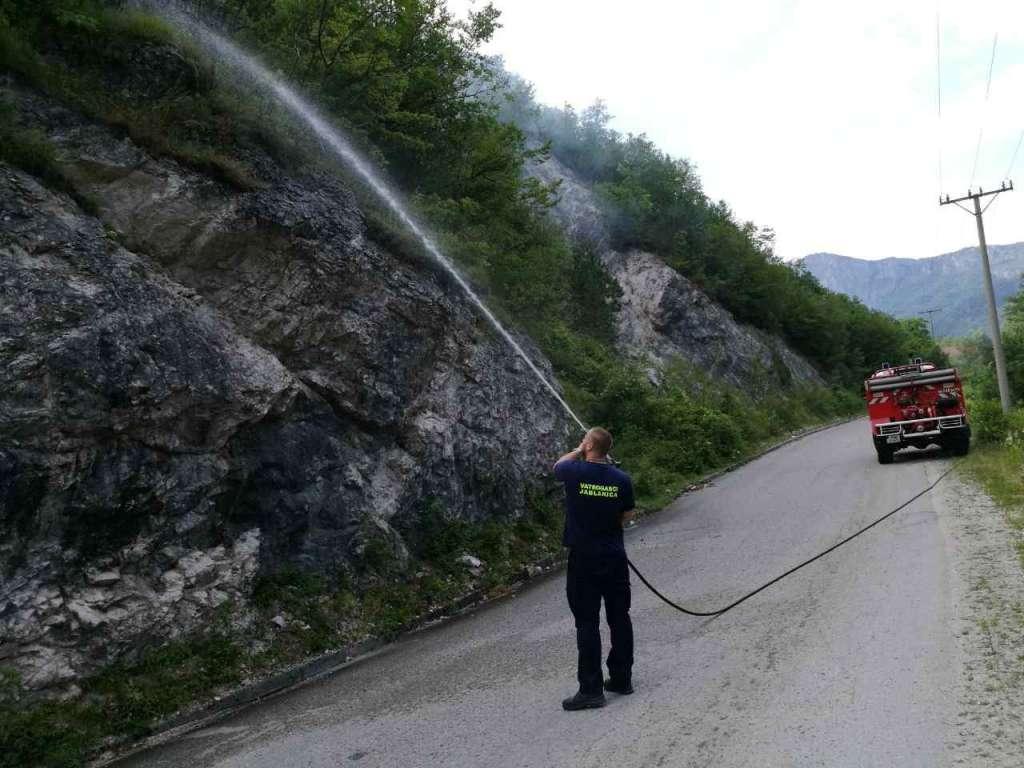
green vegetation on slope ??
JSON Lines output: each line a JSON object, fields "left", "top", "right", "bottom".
{"left": 497, "top": 83, "right": 948, "bottom": 380}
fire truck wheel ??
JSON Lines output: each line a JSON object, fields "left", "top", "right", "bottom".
{"left": 947, "top": 433, "right": 970, "bottom": 456}
{"left": 875, "top": 446, "right": 894, "bottom": 464}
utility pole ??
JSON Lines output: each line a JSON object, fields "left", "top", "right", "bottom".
{"left": 940, "top": 181, "right": 1014, "bottom": 413}
{"left": 920, "top": 307, "right": 941, "bottom": 338}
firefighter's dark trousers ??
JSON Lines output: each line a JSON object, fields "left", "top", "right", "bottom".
{"left": 566, "top": 549, "right": 633, "bottom": 696}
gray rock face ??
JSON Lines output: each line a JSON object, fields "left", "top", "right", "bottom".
{"left": 527, "top": 155, "right": 609, "bottom": 250}
{"left": 605, "top": 250, "right": 822, "bottom": 390}
{"left": 0, "top": 87, "right": 572, "bottom": 688}
{"left": 529, "top": 156, "right": 822, "bottom": 390}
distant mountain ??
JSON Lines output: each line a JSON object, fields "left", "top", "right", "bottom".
{"left": 801, "top": 244, "right": 1024, "bottom": 338}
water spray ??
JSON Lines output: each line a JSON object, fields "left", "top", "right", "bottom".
{"left": 143, "top": 1, "right": 589, "bottom": 435}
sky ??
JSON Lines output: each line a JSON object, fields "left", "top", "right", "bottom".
{"left": 448, "top": 0, "right": 1024, "bottom": 261}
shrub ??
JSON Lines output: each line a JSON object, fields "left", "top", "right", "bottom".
{"left": 0, "top": 100, "right": 64, "bottom": 184}
{"left": 971, "top": 399, "right": 1009, "bottom": 445}
{"left": 1006, "top": 408, "right": 1024, "bottom": 447}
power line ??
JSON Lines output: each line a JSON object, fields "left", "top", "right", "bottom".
{"left": 935, "top": 13, "right": 942, "bottom": 118}
{"left": 970, "top": 128, "right": 985, "bottom": 189}
{"left": 985, "top": 33, "right": 998, "bottom": 99}
{"left": 1006, "top": 129, "right": 1024, "bottom": 180}
{"left": 935, "top": 11, "right": 944, "bottom": 193}
{"left": 970, "top": 34, "right": 999, "bottom": 189}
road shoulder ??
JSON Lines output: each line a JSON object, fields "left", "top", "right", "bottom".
{"left": 94, "top": 415, "right": 861, "bottom": 766}
{"left": 939, "top": 471, "right": 1024, "bottom": 766}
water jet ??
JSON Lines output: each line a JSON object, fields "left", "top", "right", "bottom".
{"left": 142, "top": 0, "right": 589, "bottom": 434}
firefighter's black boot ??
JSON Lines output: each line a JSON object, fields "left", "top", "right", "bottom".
{"left": 562, "top": 690, "right": 607, "bottom": 711}
{"left": 604, "top": 676, "right": 634, "bottom": 695}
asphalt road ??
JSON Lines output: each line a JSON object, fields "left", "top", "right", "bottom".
{"left": 119, "top": 419, "right": 962, "bottom": 768}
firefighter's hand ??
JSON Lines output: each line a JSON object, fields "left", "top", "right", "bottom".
{"left": 620, "top": 509, "right": 635, "bottom": 526}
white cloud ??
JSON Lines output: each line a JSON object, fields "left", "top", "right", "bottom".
{"left": 450, "top": 0, "right": 1024, "bottom": 261}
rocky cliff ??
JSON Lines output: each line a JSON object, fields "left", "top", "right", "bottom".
{"left": 529, "top": 156, "right": 822, "bottom": 390}
{"left": 1, "top": 41, "right": 825, "bottom": 694}
{"left": 0, "top": 79, "right": 572, "bottom": 690}
{"left": 802, "top": 246, "right": 1024, "bottom": 338}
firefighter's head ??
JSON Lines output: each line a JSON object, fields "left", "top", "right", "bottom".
{"left": 582, "top": 427, "right": 613, "bottom": 460}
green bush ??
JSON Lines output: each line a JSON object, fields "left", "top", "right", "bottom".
{"left": 0, "top": 681, "right": 102, "bottom": 768}
{"left": 99, "top": 7, "right": 174, "bottom": 43}
{"left": 416, "top": 497, "right": 471, "bottom": 565}
{"left": 0, "top": 100, "right": 62, "bottom": 182}
{"left": 971, "top": 400, "right": 1008, "bottom": 445}
{"left": 1005, "top": 408, "right": 1024, "bottom": 448}
{"left": 0, "top": 627, "right": 248, "bottom": 768}
{"left": 89, "top": 633, "right": 245, "bottom": 738}
{"left": 0, "top": 20, "right": 49, "bottom": 85}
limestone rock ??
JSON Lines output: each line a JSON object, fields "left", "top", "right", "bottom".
{"left": 604, "top": 250, "right": 823, "bottom": 391}
{"left": 86, "top": 569, "right": 121, "bottom": 586}
{"left": 528, "top": 155, "right": 823, "bottom": 391}
{"left": 0, "top": 79, "right": 573, "bottom": 690}
{"left": 457, "top": 554, "right": 484, "bottom": 570}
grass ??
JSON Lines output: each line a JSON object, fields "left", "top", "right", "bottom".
{"left": 959, "top": 405, "right": 1024, "bottom": 574}
{"left": 0, "top": 679, "right": 102, "bottom": 768}
{"left": 0, "top": 7, "right": 294, "bottom": 192}
{"left": 960, "top": 403, "right": 1024, "bottom": 515}
{"left": 0, "top": 631, "right": 246, "bottom": 768}
{"left": 99, "top": 7, "right": 176, "bottom": 44}
{"left": 0, "top": 98, "right": 101, "bottom": 213}
{"left": 0, "top": 104, "right": 57, "bottom": 177}
{"left": 962, "top": 447, "right": 1024, "bottom": 526}
{"left": 86, "top": 630, "right": 247, "bottom": 739}
{"left": 0, "top": 21, "right": 52, "bottom": 89}
{"left": 961, "top": 444, "right": 1024, "bottom": 570}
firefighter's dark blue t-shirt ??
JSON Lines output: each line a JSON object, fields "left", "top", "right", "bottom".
{"left": 554, "top": 459, "right": 635, "bottom": 555}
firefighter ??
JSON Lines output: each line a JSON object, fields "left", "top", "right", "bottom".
{"left": 553, "top": 427, "right": 636, "bottom": 711}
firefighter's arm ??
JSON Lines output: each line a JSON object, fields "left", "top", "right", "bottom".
{"left": 619, "top": 477, "right": 636, "bottom": 525}
{"left": 552, "top": 441, "right": 586, "bottom": 473}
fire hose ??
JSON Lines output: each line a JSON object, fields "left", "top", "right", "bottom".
{"left": 626, "top": 466, "right": 955, "bottom": 617}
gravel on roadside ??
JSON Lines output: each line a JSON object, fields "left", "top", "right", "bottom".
{"left": 940, "top": 472, "right": 1024, "bottom": 767}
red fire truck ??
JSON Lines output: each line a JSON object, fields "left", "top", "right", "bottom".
{"left": 864, "top": 359, "right": 970, "bottom": 464}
